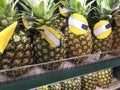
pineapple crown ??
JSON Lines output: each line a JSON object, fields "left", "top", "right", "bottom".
{"left": 60, "top": 0, "right": 95, "bottom": 18}
{"left": 0, "top": 0, "right": 19, "bottom": 18}
{"left": 19, "top": 0, "right": 61, "bottom": 29}
{"left": 20, "top": 0, "right": 60, "bottom": 20}
{"left": 95, "top": 0, "right": 120, "bottom": 20}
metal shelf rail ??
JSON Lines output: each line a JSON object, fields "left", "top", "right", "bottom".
{"left": 0, "top": 49, "right": 120, "bottom": 90}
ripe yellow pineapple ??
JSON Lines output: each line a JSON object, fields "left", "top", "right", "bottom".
{"left": 0, "top": 0, "right": 33, "bottom": 75}
{"left": 20, "top": 0, "right": 66, "bottom": 70}
{"left": 59, "top": 0, "right": 94, "bottom": 64}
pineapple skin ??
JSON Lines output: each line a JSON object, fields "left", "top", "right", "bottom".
{"left": 112, "top": 10, "right": 120, "bottom": 49}
{"left": 65, "top": 27, "right": 93, "bottom": 64}
{"left": 60, "top": 77, "right": 81, "bottom": 90}
{"left": 33, "top": 30, "right": 66, "bottom": 70}
{"left": 81, "top": 72, "right": 97, "bottom": 90}
{"left": 0, "top": 28, "right": 34, "bottom": 76}
{"left": 112, "top": 26, "right": 120, "bottom": 49}
{"left": 97, "top": 69, "right": 113, "bottom": 87}
{"left": 92, "top": 33, "right": 113, "bottom": 53}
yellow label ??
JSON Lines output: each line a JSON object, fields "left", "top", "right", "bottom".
{"left": 37, "top": 26, "right": 61, "bottom": 48}
{"left": 59, "top": 1, "right": 69, "bottom": 17}
{"left": 22, "top": 18, "right": 31, "bottom": 30}
{"left": 0, "top": 21, "right": 18, "bottom": 53}
{"left": 68, "top": 13, "right": 88, "bottom": 35}
{"left": 93, "top": 20, "right": 112, "bottom": 39}
{"left": 71, "top": 14, "right": 88, "bottom": 25}
{"left": 69, "top": 26, "right": 87, "bottom": 35}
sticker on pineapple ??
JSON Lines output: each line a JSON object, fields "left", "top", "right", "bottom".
{"left": 36, "top": 26, "right": 61, "bottom": 48}
{"left": 68, "top": 13, "right": 88, "bottom": 35}
{"left": 93, "top": 20, "right": 112, "bottom": 39}
{"left": 59, "top": 1, "right": 69, "bottom": 17}
{"left": 22, "top": 18, "right": 31, "bottom": 30}
{"left": 0, "top": 21, "right": 18, "bottom": 53}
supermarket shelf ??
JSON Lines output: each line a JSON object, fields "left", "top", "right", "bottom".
{"left": 0, "top": 49, "right": 120, "bottom": 90}
{"left": 32, "top": 78, "right": 120, "bottom": 90}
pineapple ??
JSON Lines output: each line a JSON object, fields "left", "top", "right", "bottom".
{"left": 59, "top": 0, "right": 94, "bottom": 64}
{"left": 97, "top": 69, "right": 113, "bottom": 87}
{"left": 60, "top": 77, "right": 81, "bottom": 90}
{"left": 81, "top": 72, "right": 97, "bottom": 90}
{"left": 20, "top": 0, "right": 66, "bottom": 70}
{"left": 91, "top": 0, "right": 120, "bottom": 53}
{"left": 89, "top": 0, "right": 118, "bottom": 87}
{"left": 0, "top": 0, "right": 33, "bottom": 75}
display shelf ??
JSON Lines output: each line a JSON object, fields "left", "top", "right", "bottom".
{"left": 31, "top": 78, "right": 120, "bottom": 90}
{"left": 0, "top": 49, "right": 120, "bottom": 90}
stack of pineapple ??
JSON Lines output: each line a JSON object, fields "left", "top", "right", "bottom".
{"left": 0, "top": 0, "right": 33, "bottom": 75}
{"left": 0, "top": 0, "right": 119, "bottom": 89}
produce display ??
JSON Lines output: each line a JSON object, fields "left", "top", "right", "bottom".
{"left": 0, "top": 0, "right": 120, "bottom": 90}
